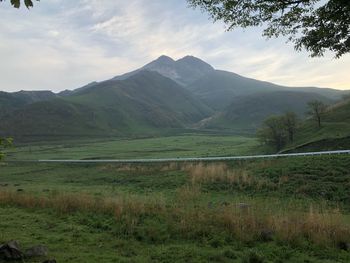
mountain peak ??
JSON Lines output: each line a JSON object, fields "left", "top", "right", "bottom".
{"left": 114, "top": 55, "right": 215, "bottom": 86}
{"left": 155, "top": 55, "right": 175, "bottom": 63}
{"left": 178, "top": 55, "right": 201, "bottom": 61}
{"left": 177, "top": 56, "right": 214, "bottom": 71}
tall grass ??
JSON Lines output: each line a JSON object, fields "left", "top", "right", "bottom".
{"left": 0, "top": 191, "right": 164, "bottom": 217}
{"left": 101, "top": 162, "right": 181, "bottom": 173}
{"left": 1, "top": 189, "right": 349, "bottom": 247}
{"left": 181, "top": 162, "right": 271, "bottom": 189}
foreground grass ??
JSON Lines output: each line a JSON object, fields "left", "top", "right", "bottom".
{"left": 1, "top": 190, "right": 349, "bottom": 247}
{"left": 1, "top": 155, "right": 350, "bottom": 262}
{"left": 3, "top": 206, "right": 348, "bottom": 263}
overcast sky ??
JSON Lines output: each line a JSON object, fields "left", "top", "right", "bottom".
{"left": 0, "top": 0, "right": 349, "bottom": 92}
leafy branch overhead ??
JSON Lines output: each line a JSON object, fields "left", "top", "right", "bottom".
{"left": 188, "top": 0, "right": 350, "bottom": 58}
{"left": 0, "top": 0, "right": 39, "bottom": 8}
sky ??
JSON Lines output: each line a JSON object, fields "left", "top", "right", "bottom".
{"left": 0, "top": 0, "right": 349, "bottom": 93}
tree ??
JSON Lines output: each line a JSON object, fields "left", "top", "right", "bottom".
{"left": 187, "top": 0, "right": 350, "bottom": 58}
{"left": 0, "top": 0, "right": 38, "bottom": 8}
{"left": 283, "top": 112, "right": 298, "bottom": 143}
{"left": 0, "top": 137, "right": 12, "bottom": 161}
{"left": 257, "top": 115, "right": 288, "bottom": 151}
{"left": 307, "top": 100, "right": 327, "bottom": 127}
{"left": 342, "top": 93, "right": 350, "bottom": 101}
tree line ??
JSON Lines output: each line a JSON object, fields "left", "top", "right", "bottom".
{"left": 257, "top": 100, "right": 328, "bottom": 151}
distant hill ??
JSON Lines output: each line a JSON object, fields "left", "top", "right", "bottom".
{"left": 187, "top": 70, "right": 344, "bottom": 110}
{"left": 187, "top": 70, "right": 282, "bottom": 110}
{"left": 0, "top": 71, "right": 212, "bottom": 140}
{"left": 283, "top": 99, "right": 350, "bottom": 152}
{"left": 197, "top": 91, "right": 332, "bottom": 133}
{"left": 0, "top": 90, "right": 56, "bottom": 118}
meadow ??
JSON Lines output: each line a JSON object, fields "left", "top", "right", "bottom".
{"left": 5, "top": 134, "right": 258, "bottom": 160}
{"left": 1, "top": 154, "right": 350, "bottom": 262}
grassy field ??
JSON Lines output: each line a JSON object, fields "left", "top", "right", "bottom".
{"left": 5, "top": 134, "right": 258, "bottom": 160}
{"left": 1, "top": 155, "right": 350, "bottom": 262}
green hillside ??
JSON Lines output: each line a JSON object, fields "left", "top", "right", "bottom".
{"left": 283, "top": 99, "right": 350, "bottom": 152}
{"left": 0, "top": 90, "right": 56, "bottom": 117}
{"left": 187, "top": 70, "right": 344, "bottom": 110}
{"left": 0, "top": 71, "right": 213, "bottom": 141}
{"left": 187, "top": 70, "right": 281, "bottom": 110}
{"left": 199, "top": 91, "right": 332, "bottom": 133}
{"left": 67, "top": 70, "right": 213, "bottom": 128}
{"left": 0, "top": 98, "right": 105, "bottom": 140}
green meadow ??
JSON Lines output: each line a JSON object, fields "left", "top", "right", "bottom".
{"left": 1, "top": 154, "right": 350, "bottom": 262}
{"left": 6, "top": 134, "right": 258, "bottom": 160}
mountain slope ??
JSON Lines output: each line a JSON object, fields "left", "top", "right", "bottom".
{"left": 187, "top": 70, "right": 344, "bottom": 110}
{"left": 200, "top": 91, "right": 332, "bottom": 133}
{"left": 67, "top": 70, "right": 213, "bottom": 128}
{"left": 0, "top": 71, "right": 212, "bottom": 140}
{"left": 0, "top": 90, "right": 56, "bottom": 117}
{"left": 0, "top": 98, "right": 103, "bottom": 139}
{"left": 283, "top": 99, "right": 350, "bottom": 152}
{"left": 187, "top": 70, "right": 283, "bottom": 110}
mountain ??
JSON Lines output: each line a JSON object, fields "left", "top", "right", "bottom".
{"left": 200, "top": 91, "right": 332, "bottom": 133}
{"left": 0, "top": 90, "right": 56, "bottom": 117}
{"left": 61, "top": 55, "right": 345, "bottom": 112}
{"left": 112, "top": 56, "right": 345, "bottom": 111}
{"left": 114, "top": 55, "right": 214, "bottom": 86}
{"left": 0, "top": 71, "right": 212, "bottom": 140}
{"left": 187, "top": 70, "right": 345, "bottom": 110}
{"left": 58, "top": 82, "right": 99, "bottom": 97}
{"left": 0, "top": 55, "right": 348, "bottom": 141}
{"left": 187, "top": 70, "right": 282, "bottom": 110}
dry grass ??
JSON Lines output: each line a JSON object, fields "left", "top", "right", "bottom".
{"left": 101, "top": 164, "right": 155, "bottom": 173}
{"left": 181, "top": 162, "right": 270, "bottom": 189}
{"left": 0, "top": 189, "right": 349, "bottom": 247}
{"left": 0, "top": 190, "right": 164, "bottom": 217}
{"left": 101, "top": 162, "right": 181, "bottom": 173}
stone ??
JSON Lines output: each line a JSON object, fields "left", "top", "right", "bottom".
{"left": 259, "top": 229, "right": 274, "bottom": 242}
{"left": 25, "top": 245, "right": 48, "bottom": 257}
{"left": 237, "top": 203, "right": 250, "bottom": 210}
{"left": 338, "top": 241, "right": 350, "bottom": 251}
{"left": 0, "top": 240, "right": 24, "bottom": 260}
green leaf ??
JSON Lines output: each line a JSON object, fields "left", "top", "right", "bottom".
{"left": 24, "top": 0, "right": 33, "bottom": 8}
{"left": 10, "top": 0, "right": 20, "bottom": 8}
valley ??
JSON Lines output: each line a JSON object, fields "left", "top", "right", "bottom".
{"left": 1, "top": 55, "right": 350, "bottom": 263}
{"left": 1, "top": 1, "right": 350, "bottom": 262}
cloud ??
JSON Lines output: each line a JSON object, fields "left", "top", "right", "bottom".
{"left": 0, "top": 0, "right": 349, "bottom": 92}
